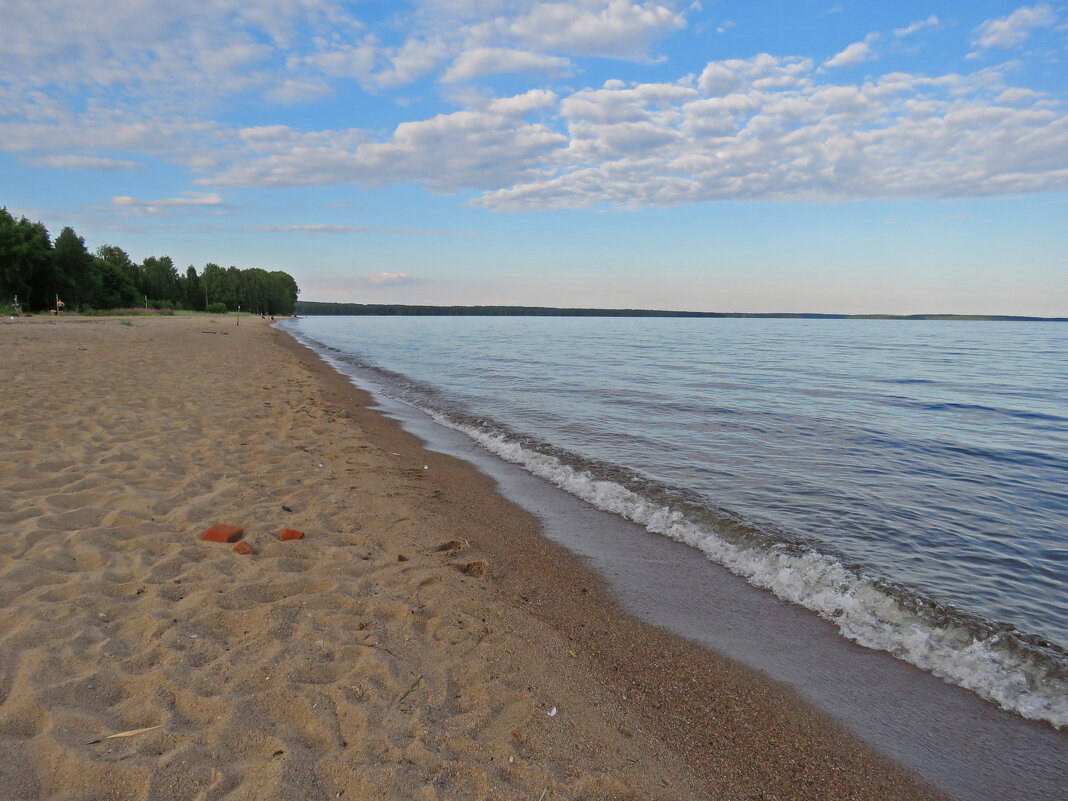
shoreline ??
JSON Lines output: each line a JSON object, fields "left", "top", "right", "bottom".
{"left": 1, "top": 315, "right": 947, "bottom": 800}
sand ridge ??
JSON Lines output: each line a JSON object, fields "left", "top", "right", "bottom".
{"left": 0, "top": 315, "right": 946, "bottom": 801}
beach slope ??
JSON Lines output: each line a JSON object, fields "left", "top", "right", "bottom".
{"left": 0, "top": 315, "right": 946, "bottom": 800}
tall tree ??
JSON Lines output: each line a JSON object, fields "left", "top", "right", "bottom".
{"left": 141, "top": 255, "right": 178, "bottom": 304}
{"left": 0, "top": 208, "right": 52, "bottom": 311}
{"left": 267, "top": 270, "right": 299, "bottom": 315}
{"left": 97, "top": 245, "right": 140, "bottom": 292}
{"left": 52, "top": 226, "right": 100, "bottom": 309}
{"left": 182, "top": 265, "right": 203, "bottom": 311}
{"left": 201, "top": 262, "right": 224, "bottom": 308}
{"left": 94, "top": 244, "right": 139, "bottom": 308}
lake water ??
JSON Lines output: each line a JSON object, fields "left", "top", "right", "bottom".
{"left": 284, "top": 316, "right": 1067, "bottom": 731}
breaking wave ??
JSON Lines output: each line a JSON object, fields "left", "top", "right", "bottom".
{"left": 291, "top": 324, "right": 1068, "bottom": 729}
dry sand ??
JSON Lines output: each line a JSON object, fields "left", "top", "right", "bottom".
{"left": 0, "top": 314, "right": 949, "bottom": 801}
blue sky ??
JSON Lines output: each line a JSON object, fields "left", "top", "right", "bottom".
{"left": 2, "top": 1, "right": 1066, "bottom": 315}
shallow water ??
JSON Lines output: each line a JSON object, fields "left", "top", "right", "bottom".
{"left": 285, "top": 316, "right": 1068, "bottom": 730}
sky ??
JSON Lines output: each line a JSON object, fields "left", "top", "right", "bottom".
{"left": 2, "top": 1, "right": 1066, "bottom": 315}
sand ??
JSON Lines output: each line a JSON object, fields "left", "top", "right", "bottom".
{"left": 0, "top": 314, "right": 949, "bottom": 801}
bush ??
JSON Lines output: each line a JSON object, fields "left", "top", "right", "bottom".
{"left": 206, "top": 302, "right": 228, "bottom": 313}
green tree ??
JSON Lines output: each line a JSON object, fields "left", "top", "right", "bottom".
{"left": 182, "top": 265, "right": 203, "bottom": 311}
{"left": 241, "top": 267, "right": 270, "bottom": 313}
{"left": 96, "top": 245, "right": 140, "bottom": 300}
{"left": 52, "top": 226, "right": 100, "bottom": 309}
{"left": 201, "top": 262, "right": 224, "bottom": 309}
{"left": 267, "top": 270, "right": 299, "bottom": 314}
{"left": 0, "top": 208, "right": 52, "bottom": 311}
{"left": 94, "top": 245, "right": 139, "bottom": 308}
{"left": 141, "top": 255, "right": 178, "bottom": 304}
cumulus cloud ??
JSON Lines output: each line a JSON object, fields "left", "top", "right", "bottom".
{"left": 0, "top": 0, "right": 318, "bottom": 105}
{"left": 197, "top": 52, "right": 1068, "bottom": 212}
{"left": 972, "top": 4, "right": 1058, "bottom": 50}
{"left": 264, "top": 79, "right": 334, "bottom": 104}
{"left": 4, "top": 1, "right": 1067, "bottom": 218}
{"left": 0, "top": 103, "right": 224, "bottom": 173}
{"left": 368, "top": 37, "right": 453, "bottom": 89}
{"left": 442, "top": 47, "right": 571, "bottom": 82}
{"left": 210, "top": 89, "right": 565, "bottom": 192}
{"left": 698, "top": 54, "right": 812, "bottom": 95}
{"left": 501, "top": 0, "right": 687, "bottom": 58}
{"left": 473, "top": 64, "right": 1068, "bottom": 209}
{"left": 894, "top": 15, "right": 940, "bottom": 38}
{"left": 825, "top": 40, "right": 873, "bottom": 69}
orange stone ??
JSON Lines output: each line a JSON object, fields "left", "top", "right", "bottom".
{"left": 280, "top": 528, "right": 304, "bottom": 541}
{"left": 233, "top": 540, "right": 255, "bottom": 555}
{"left": 203, "top": 524, "right": 244, "bottom": 543}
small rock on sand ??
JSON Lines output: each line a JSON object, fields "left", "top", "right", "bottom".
{"left": 203, "top": 524, "right": 244, "bottom": 543}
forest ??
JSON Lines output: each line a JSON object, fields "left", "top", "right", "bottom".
{"left": 1, "top": 207, "right": 298, "bottom": 315}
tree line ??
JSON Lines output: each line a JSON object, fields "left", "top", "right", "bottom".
{"left": 294, "top": 301, "right": 1065, "bottom": 322}
{"left": 1, "top": 207, "right": 298, "bottom": 315}
{"left": 295, "top": 301, "right": 841, "bottom": 317}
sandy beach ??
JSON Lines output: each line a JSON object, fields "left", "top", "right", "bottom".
{"left": 0, "top": 314, "right": 948, "bottom": 801}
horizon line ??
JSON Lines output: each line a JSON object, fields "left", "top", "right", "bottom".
{"left": 294, "top": 301, "right": 1067, "bottom": 322}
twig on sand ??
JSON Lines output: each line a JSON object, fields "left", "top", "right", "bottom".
{"left": 397, "top": 675, "right": 423, "bottom": 705}
{"left": 87, "top": 724, "right": 163, "bottom": 744}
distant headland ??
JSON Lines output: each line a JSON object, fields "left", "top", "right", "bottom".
{"left": 295, "top": 301, "right": 1065, "bottom": 322}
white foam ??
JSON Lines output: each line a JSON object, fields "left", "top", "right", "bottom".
{"left": 290, "top": 332, "right": 1067, "bottom": 730}
{"left": 429, "top": 414, "right": 1068, "bottom": 729}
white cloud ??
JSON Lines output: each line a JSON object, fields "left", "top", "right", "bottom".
{"left": 894, "top": 15, "right": 940, "bottom": 38}
{"left": 4, "top": 1, "right": 1067, "bottom": 219}
{"left": 366, "top": 272, "right": 417, "bottom": 285}
{"left": 23, "top": 154, "right": 139, "bottom": 171}
{"left": 473, "top": 65, "right": 1068, "bottom": 209}
{"left": 996, "top": 87, "right": 1045, "bottom": 105}
{"left": 250, "top": 224, "right": 474, "bottom": 237}
{"left": 209, "top": 89, "right": 566, "bottom": 193}
{"left": 698, "top": 54, "right": 812, "bottom": 95}
{"left": 502, "top": 0, "right": 687, "bottom": 58}
{"left": 196, "top": 55, "right": 1068, "bottom": 212}
{"left": 825, "top": 40, "right": 872, "bottom": 69}
{"left": 264, "top": 79, "right": 334, "bottom": 104}
{"left": 111, "top": 192, "right": 226, "bottom": 215}
{"left": 303, "top": 42, "right": 378, "bottom": 81}
{"left": 0, "top": 0, "right": 329, "bottom": 105}
{"left": 0, "top": 105, "right": 224, "bottom": 172}
{"left": 973, "top": 4, "right": 1058, "bottom": 49}
{"left": 442, "top": 47, "right": 571, "bottom": 82}
{"left": 369, "top": 37, "right": 453, "bottom": 89}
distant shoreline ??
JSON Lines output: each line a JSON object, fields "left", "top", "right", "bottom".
{"left": 295, "top": 301, "right": 1066, "bottom": 322}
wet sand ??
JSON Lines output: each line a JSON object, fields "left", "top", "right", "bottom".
{"left": 0, "top": 314, "right": 948, "bottom": 800}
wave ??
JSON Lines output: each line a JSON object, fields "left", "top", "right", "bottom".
{"left": 434, "top": 417, "right": 1068, "bottom": 729}
{"left": 288, "top": 325, "right": 1068, "bottom": 729}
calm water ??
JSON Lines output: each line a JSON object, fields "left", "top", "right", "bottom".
{"left": 286, "top": 316, "right": 1068, "bottom": 727}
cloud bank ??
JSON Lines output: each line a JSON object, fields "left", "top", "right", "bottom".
{"left": 3, "top": 2, "right": 1067, "bottom": 213}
